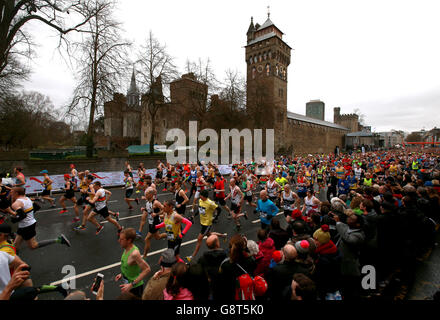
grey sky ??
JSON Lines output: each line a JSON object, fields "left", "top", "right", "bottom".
{"left": 22, "top": 0, "right": 440, "bottom": 132}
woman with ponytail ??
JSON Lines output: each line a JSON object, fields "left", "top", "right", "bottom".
{"left": 218, "top": 234, "right": 257, "bottom": 300}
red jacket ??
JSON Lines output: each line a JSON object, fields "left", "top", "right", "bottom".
{"left": 255, "top": 238, "right": 275, "bottom": 276}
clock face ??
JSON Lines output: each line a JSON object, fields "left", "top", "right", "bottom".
{"left": 257, "top": 65, "right": 263, "bottom": 73}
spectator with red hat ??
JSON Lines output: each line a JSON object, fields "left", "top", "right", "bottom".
{"left": 313, "top": 225, "right": 341, "bottom": 299}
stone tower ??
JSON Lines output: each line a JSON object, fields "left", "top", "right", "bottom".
{"left": 245, "top": 12, "right": 291, "bottom": 152}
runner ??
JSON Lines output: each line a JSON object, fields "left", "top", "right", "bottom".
{"left": 123, "top": 170, "right": 139, "bottom": 210}
{"left": 212, "top": 171, "right": 230, "bottom": 222}
{"left": 70, "top": 164, "right": 78, "bottom": 191}
{"left": 59, "top": 174, "right": 80, "bottom": 222}
{"left": 155, "top": 200, "right": 192, "bottom": 261}
{"left": 39, "top": 170, "right": 55, "bottom": 207}
{"left": 190, "top": 170, "right": 208, "bottom": 220}
{"left": 186, "top": 190, "right": 227, "bottom": 262}
{"left": 13, "top": 167, "right": 26, "bottom": 190}
{"left": 115, "top": 228, "right": 151, "bottom": 298}
{"left": 255, "top": 190, "right": 279, "bottom": 230}
{"left": 224, "top": 178, "right": 246, "bottom": 231}
{"left": 302, "top": 189, "right": 321, "bottom": 217}
{"left": 174, "top": 181, "right": 189, "bottom": 217}
{"left": 86, "top": 181, "right": 123, "bottom": 236}
{"left": 280, "top": 184, "right": 300, "bottom": 217}
{"left": 74, "top": 174, "right": 95, "bottom": 231}
{"left": 266, "top": 174, "right": 281, "bottom": 205}
{"left": 9, "top": 187, "right": 70, "bottom": 250}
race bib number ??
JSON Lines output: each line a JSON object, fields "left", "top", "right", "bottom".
{"left": 260, "top": 212, "right": 268, "bottom": 220}
{"left": 199, "top": 206, "right": 206, "bottom": 216}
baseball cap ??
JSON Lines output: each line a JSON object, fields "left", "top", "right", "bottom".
{"left": 40, "top": 170, "right": 48, "bottom": 174}
{"left": 0, "top": 224, "right": 12, "bottom": 234}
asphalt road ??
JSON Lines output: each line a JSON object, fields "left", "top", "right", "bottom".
{"left": 8, "top": 181, "right": 439, "bottom": 300}
{"left": 14, "top": 181, "right": 290, "bottom": 300}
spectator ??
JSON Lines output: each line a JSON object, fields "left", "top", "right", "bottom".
{"left": 218, "top": 234, "right": 256, "bottom": 300}
{"left": 265, "top": 244, "right": 309, "bottom": 300}
{"left": 255, "top": 229, "right": 275, "bottom": 276}
{"left": 313, "top": 225, "right": 341, "bottom": 298}
{"left": 197, "top": 235, "right": 227, "bottom": 300}
{"left": 142, "top": 248, "right": 176, "bottom": 300}
{"left": 268, "top": 218, "right": 290, "bottom": 250}
{"left": 334, "top": 213, "right": 365, "bottom": 300}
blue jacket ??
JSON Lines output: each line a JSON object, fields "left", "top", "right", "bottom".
{"left": 256, "top": 199, "right": 279, "bottom": 225}
{"left": 338, "top": 179, "right": 350, "bottom": 194}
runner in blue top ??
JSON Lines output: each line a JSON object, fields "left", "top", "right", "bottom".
{"left": 255, "top": 190, "right": 279, "bottom": 230}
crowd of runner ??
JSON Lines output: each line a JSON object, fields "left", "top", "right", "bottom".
{"left": 0, "top": 148, "right": 439, "bottom": 300}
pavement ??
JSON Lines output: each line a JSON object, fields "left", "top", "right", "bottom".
{"left": 7, "top": 182, "right": 439, "bottom": 300}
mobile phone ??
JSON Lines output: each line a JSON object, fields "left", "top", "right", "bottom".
{"left": 91, "top": 273, "right": 104, "bottom": 295}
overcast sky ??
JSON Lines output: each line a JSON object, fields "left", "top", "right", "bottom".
{"left": 22, "top": 0, "right": 440, "bottom": 132}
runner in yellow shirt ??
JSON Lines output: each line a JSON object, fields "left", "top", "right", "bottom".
{"left": 186, "top": 190, "right": 227, "bottom": 262}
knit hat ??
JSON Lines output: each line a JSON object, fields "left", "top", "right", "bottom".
{"left": 272, "top": 250, "right": 283, "bottom": 263}
{"left": 160, "top": 248, "right": 177, "bottom": 268}
{"left": 64, "top": 174, "right": 70, "bottom": 180}
{"left": 294, "top": 240, "right": 310, "bottom": 254}
{"left": 247, "top": 240, "right": 259, "bottom": 256}
{"left": 313, "top": 225, "right": 331, "bottom": 245}
{"left": 291, "top": 209, "right": 302, "bottom": 219}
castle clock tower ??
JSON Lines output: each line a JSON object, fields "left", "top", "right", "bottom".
{"left": 245, "top": 12, "right": 291, "bottom": 152}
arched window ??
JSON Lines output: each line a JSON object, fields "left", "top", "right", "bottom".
{"left": 268, "top": 50, "right": 271, "bottom": 59}
{"left": 249, "top": 56, "right": 253, "bottom": 64}
{"left": 283, "top": 69, "right": 287, "bottom": 80}
{"left": 275, "top": 64, "right": 279, "bottom": 76}
{"left": 266, "top": 63, "right": 270, "bottom": 76}
{"left": 259, "top": 53, "right": 262, "bottom": 62}
{"left": 254, "top": 56, "right": 258, "bottom": 64}
{"left": 263, "top": 51, "right": 267, "bottom": 60}
{"left": 252, "top": 67, "right": 256, "bottom": 79}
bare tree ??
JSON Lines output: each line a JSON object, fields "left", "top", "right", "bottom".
{"left": 137, "top": 31, "right": 178, "bottom": 154}
{"left": 353, "top": 108, "right": 366, "bottom": 125}
{"left": 66, "top": 0, "right": 131, "bottom": 157}
{"left": 219, "top": 69, "right": 246, "bottom": 112}
{"left": 0, "top": 1, "right": 97, "bottom": 93}
{"left": 0, "top": 91, "right": 71, "bottom": 149}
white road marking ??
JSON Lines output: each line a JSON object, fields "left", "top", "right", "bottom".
{"left": 49, "top": 235, "right": 217, "bottom": 286}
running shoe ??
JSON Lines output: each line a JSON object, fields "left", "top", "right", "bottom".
{"left": 50, "top": 204, "right": 56, "bottom": 208}
{"left": 185, "top": 256, "right": 193, "bottom": 263}
{"left": 184, "top": 189, "right": 188, "bottom": 193}
{"left": 72, "top": 217, "right": 80, "bottom": 223}
{"left": 115, "top": 212, "right": 120, "bottom": 221}
{"left": 96, "top": 225, "right": 104, "bottom": 235}
{"left": 136, "top": 231, "right": 142, "bottom": 238}
{"left": 59, "top": 209, "right": 68, "bottom": 214}
{"left": 243, "top": 212, "right": 249, "bottom": 220}
{"left": 136, "top": 190, "right": 141, "bottom": 193}
{"left": 162, "top": 188, "right": 167, "bottom": 192}
{"left": 236, "top": 224, "right": 241, "bottom": 232}
{"left": 135, "top": 198, "right": 139, "bottom": 205}
{"left": 74, "top": 225, "right": 86, "bottom": 231}
{"left": 60, "top": 234, "right": 71, "bottom": 247}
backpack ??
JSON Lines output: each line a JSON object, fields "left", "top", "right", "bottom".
{"left": 234, "top": 263, "right": 268, "bottom": 300}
